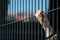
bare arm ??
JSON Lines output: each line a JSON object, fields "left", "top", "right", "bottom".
{"left": 34, "top": 10, "right": 53, "bottom": 37}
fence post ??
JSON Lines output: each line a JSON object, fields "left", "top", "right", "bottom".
{"left": 0, "top": 0, "right": 8, "bottom": 25}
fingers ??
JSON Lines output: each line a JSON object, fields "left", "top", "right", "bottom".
{"left": 34, "top": 10, "right": 48, "bottom": 24}
{"left": 35, "top": 10, "right": 44, "bottom": 18}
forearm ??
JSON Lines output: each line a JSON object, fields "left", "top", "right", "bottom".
{"left": 42, "top": 25, "right": 53, "bottom": 37}
{"left": 37, "top": 15, "right": 53, "bottom": 37}
{"left": 38, "top": 18, "right": 53, "bottom": 37}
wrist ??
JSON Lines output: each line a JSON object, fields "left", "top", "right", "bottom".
{"left": 41, "top": 20, "right": 50, "bottom": 28}
{"left": 41, "top": 22, "right": 53, "bottom": 37}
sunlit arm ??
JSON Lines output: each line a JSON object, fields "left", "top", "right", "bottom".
{"left": 35, "top": 10, "right": 53, "bottom": 37}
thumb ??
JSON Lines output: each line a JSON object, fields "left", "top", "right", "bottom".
{"left": 34, "top": 10, "right": 42, "bottom": 18}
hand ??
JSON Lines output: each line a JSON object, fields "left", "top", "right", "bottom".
{"left": 34, "top": 10, "right": 49, "bottom": 27}
{"left": 35, "top": 10, "right": 53, "bottom": 37}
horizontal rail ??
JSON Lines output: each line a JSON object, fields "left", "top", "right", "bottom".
{"left": 0, "top": 7, "right": 60, "bottom": 26}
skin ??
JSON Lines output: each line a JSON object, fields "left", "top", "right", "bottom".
{"left": 34, "top": 10, "right": 53, "bottom": 37}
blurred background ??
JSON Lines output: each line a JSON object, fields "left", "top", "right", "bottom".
{"left": 0, "top": 0, "right": 59, "bottom": 40}
{"left": 8, "top": 0, "right": 49, "bottom": 13}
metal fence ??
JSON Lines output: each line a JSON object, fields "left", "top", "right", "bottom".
{"left": 0, "top": 0, "right": 60, "bottom": 40}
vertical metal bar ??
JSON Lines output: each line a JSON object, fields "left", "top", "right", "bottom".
{"left": 15, "top": 0, "right": 16, "bottom": 39}
{"left": 12, "top": 0, "right": 15, "bottom": 40}
{"left": 24, "top": 0, "right": 27, "bottom": 40}
{"left": 4, "top": 21, "right": 6, "bottom": 39}
{"left": 21, "top": 0, "right": 22, "bottom": 40}
{"left": 23, "top": 0, "right": 25, "bottom": 40}
{"left": 23, "top": 0, "right": 25, "bottom": 39}
{"left": 7, "top": 22, "right": 8, "bottom": 40}
{"left": 1, "top": 27, "right": 2, "bottom": 40}
{"left": 45, "top": 0, "right": 49, "bottom": 40}
{"left": 34, "top": 0, "right": 36, "bottom": 40}
{"left": 9, "top": 0, "right": 11, "bottom": 40}
{"left": 2, "top": 22, "right": 3, "bottom": 40}
{"left": 26, "top": 0, "right": 30, "bottom": 40}
{"left": 57, "top": 0, "right": 58, "bottom": 40}
{"left": 41, "top": 0, "right": 43, "bottom": 40}
{"left": 1, "top": 0, "right": 5, "bottom": 39}
{"left": 9, "top": 0, "right": 13, "bottom": 40}
{"left": 6, "top": 13, "right": 8, "bottom": 40}
{"left": 28, "top": 0, "right": 30, "bottom": 40}
{"left": 45, "top": 0, "right": 46, "bottom": 40}
{"left": 48, "top": 11, "right": 50, "bottom": 40}
{"left": 27, "top": 0, "right": 29, "bottom": 40}
{"left": 0, "top": 0, "right": 7, "bottom": 25}
{"left": 9, "top": 23, "right": 10, "bottom": 40}
{"left": 16, "top": 0, "right": 18, "bottom": 40}
{"left": 6, "top": 0, "right": 8, "bottom": 40}
{"left": 30, "top": 0, "right": 31, "bottom": 40}
{"left": 0, "top": 26, "right": 1, "bottom": 40}
{"left": 31, "top": 0, "right": 33, "bottom": 40}
{"left": 48, "top": 0, "right": 50, "bottom": 39}
{"left": 29, "top": 0, "right": 30, "bottom": 40}
{"left": 0, "top": 27, "right": 1, "bottom": 40}
{"left": 48, "top": 0, "right": 50, "bottom": 40}
{"left": 4, "top": 1, "right": 8, "bottom": 40}
{"left": 20, "top": 0, "right": 21, "bottom": 40}
{"left": 12, "top": 0, "right": 14, "bottom": 40}
{"left": 38, "top": 0, "right": 40, "bottom": 40}
{"left": 35, "top": 0, "right": 36, "bottom": 40}
{"left": 25, "top": 0, "right": 27, "bottom": 40}
{"left": 2, "top": 0, "right": 3, "bottom": 40}
{"left": 3, "top": 1, "right": 6, "bottom": 24}
{"left": 31, "top": 1, "right": 34, "bottom": 40}
{"left": 5, "top": 0, "right": 8, "bottom": 40}
{"left": 4, "top": 0, "right": 8, "bottom": 40}
{"left": 3, "top": 1, "right": 7, "bottom": 40}
{"left": 22, "top": 0, "right": 24, "bottom": 40}
{"left": 15, "top": 0, "right": 17, "bottom": 39}
{"left": 52, "top": 0, "right": 54, "bottom": 40}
